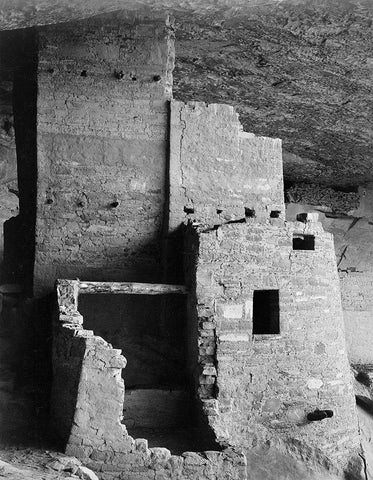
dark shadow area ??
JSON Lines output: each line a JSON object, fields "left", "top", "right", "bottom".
{"left": 163, "top": 225, "right": 185, "bottom": 285}
{"left": 79, "top": 292, "right": 219, "bottom": 454}
{"left": 0, "top": 28, "right": 38, "bottom": 293}
{"left": 129, "top": 426, "right": 219, "bottom": 455}
{"left": 253, "top": 290, "right": 280, "bottom": 335}
{"left": 356, "top": 395, "right": 373, "bottom": 416}
{"left": 79, "top": 293, "right": 187, "bottom": 388}
{"left": 0, "top": 295, "right": 53, "bottom": 448}
{"left": 0, "top": 29, "right": 52, "bottom": 450}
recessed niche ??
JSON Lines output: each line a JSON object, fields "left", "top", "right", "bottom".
{"left": 184, "top": 206, "right": 194, "bottom": 214}
{"left": 293, "top": 234, "right": 315, "bottom": 250}
{"left": 114, "top": 70, "right": 124, "bottom": 80}
{"left": 244, "top": 208, "right": 255, "bottom": 218}
{"left": 252, "top": 290, "right": 280, "bottom": 335}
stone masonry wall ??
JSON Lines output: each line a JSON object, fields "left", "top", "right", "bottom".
{"left": 169, "top": 101, "right": 284, "bottom": 230}
{"left": 286, "top": 201, "right": 373, "bottom": 368}
{"left": 34, "top": 12, "right": 175, "bottom": 297}
{"left": 184, "top": 217, "right": 361, "bottom": 475}
{"left": 340, "top": 271, "right": 373, "bottom": 366}
{"left": 51, "top": 280, "right": 247, "bottom": 480}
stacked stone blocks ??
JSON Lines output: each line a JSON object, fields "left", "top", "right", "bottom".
{"left": 51, "top": 280, "right": 247, "bottom": 480}
{"left": 184, "top": 214, "right": 360, "bottom": 474}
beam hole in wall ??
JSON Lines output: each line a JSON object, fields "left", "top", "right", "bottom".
{"left": 270, "top": 210, "right": 281, "bottom": 218}
{"left": 184, "top": 206, "right": 194, "bottom": 214}
{"left": 227, "top": 218, "right": 246, "bottom": 224}
{"left": 245, "top": 207, "right": 255, "bottom": 218}
{"left": 114, "top": 70, "right": 124, "bottom": 80}
{"left": 216, "top": 209, "right": 223, "bottom": 214}
{"left": 293, "top": 234, "right": 315, "bottom": 250}
{"left": 80, "top": 70, "right": 87, "bottom": 77}
{"left": 252, "top": 290, "right": 280, "bottom": 335}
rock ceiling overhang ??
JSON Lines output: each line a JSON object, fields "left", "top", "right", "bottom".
{"left": 1, "top": 0, "right": 373, "bottom": 187}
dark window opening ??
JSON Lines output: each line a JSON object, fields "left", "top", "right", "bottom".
{"left": 245, "top": 207, "right": 255, "bottom": 218}
{"left": 293, "top": 234, "right": 315, "bottom": 250}
{"left": 252, "top": 290, "right": 280, "bottom": 335}
{"left": 216, "top": 209, "right": 223, "bottom": 214}
{"left": 270, "top": 210, "right": 281, "bottom": 218}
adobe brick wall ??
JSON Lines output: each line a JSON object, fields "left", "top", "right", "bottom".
{"left": 184, "top": 217, "right": 361, "bottom": 475}
{"left": 34, "top": 12, "right": 174, "bottom": 297}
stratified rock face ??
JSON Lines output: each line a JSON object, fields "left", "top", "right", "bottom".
{"left": 0, "top": 1, "right": 314, "bottom": 31}
{"left": 1, "top": 0, "right": 373, "bottom": 188}
{"left": 173, "top": 0, "right": 373, "bottom": 187}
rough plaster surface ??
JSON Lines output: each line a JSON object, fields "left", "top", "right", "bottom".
{"left": 34, "top": 12, "right": 174, "bottom": 296}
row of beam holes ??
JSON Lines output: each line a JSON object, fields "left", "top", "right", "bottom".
{"left": 46, "top": 68, "right": 161, "bottom": 83}
{"left": 183, "top": 206, "right": 314, "bottom": 251}
{"left": 183, "top": 206, "right": 281, "bottom": 219}
{"left": 45, "top": 197, "right": 119, "bottom": 208}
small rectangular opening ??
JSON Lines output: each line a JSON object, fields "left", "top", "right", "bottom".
{"left": 252, "top": 290, "right": 280, "bottom": 335}
{"left": 270, "top": 210, "right": 281, "bottom": 218}
{"left": 292, "top": 234, "right": 315, "bottom": 250}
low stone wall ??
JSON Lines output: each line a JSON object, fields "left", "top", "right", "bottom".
{"left": 51, "top": 279, "right": 247, "bottom": 480}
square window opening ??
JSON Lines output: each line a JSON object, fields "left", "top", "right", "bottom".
{"left": 292, "top": 234, "right": 315, "bottom": 250}
{"left": 252, "top": 289, "right": 280, "bottom": 335}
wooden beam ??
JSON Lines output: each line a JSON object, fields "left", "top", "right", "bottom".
{"left": 78, "top": 281, "right": 188, "bottom": 295}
